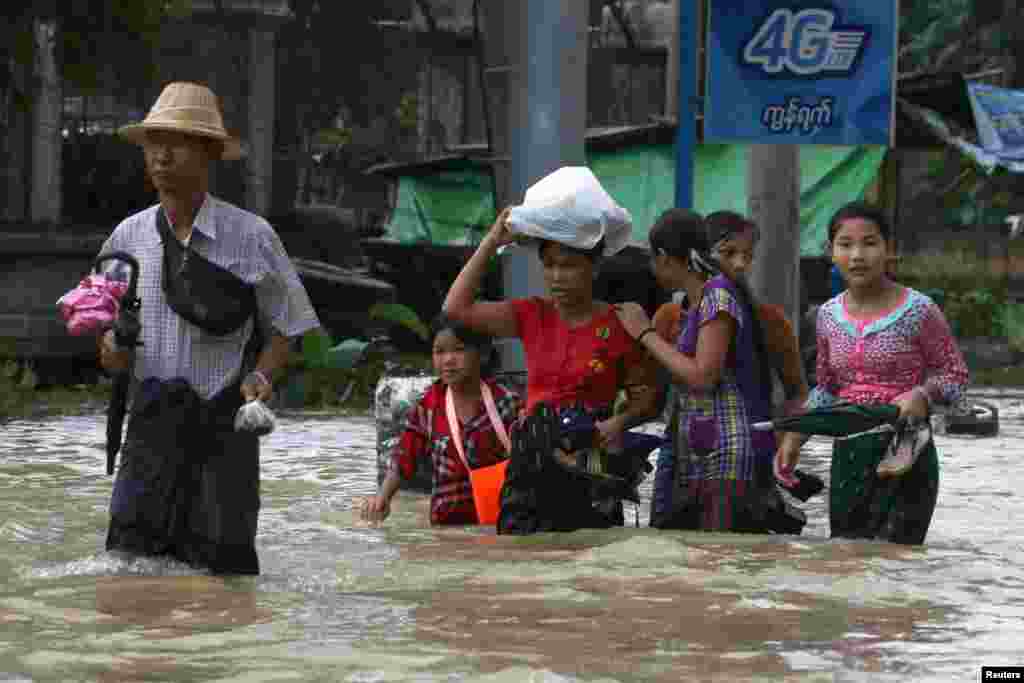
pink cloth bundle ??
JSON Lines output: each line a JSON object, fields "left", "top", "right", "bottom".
{"left": 57, "top": 274, "right": 129, "bottom": 336}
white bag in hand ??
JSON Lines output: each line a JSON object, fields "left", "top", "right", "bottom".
{"left": 506, "top": 166, "right": 632, "bottom": 257}
{"left": 234, "top": 399, "right": 276, "bottom": 437}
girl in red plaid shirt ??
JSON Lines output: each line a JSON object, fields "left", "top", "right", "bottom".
{"left": 362, "top": 315, "right": 521, "bottom": 525}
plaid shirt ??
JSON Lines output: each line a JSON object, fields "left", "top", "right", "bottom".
{"left": 100, "top": 195, "right": 320, "bottom": 399}
{"left": 396, "top": 379, "right": 520, "bottom": 524}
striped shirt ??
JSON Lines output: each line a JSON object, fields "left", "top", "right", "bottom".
{"left": 100, "top": 194, "right": 320, "bottom": 399}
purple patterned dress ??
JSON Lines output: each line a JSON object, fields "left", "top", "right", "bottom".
{"left": 673, "top": 275, "right": 776, "bottom": 531}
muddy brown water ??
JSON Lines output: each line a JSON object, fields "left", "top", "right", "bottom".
{"left": 1, "top": 394, "right": 1022, "bottom": 681}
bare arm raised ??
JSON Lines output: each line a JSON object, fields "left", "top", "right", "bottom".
{"left": 442, "top": 208, "right": 520, "bottom": 339}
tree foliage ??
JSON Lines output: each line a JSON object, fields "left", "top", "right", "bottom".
{"left": 897, "top": 0, "right": 1024, "bottom": 226}
{"left": 1, "top": 1, "right": 419, "bottom": 154}
{"left": 1, "top": 1, "right": 195, "bottom": 107}
{"left": 898, "top": 0, "right": 1007, "bottom": 77}
{"left": 278, "top": 2, "right": 420, "bottom": 160}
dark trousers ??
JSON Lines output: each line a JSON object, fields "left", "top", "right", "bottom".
{"left": 107, "top": 378, "right": 260, "bottom": 574}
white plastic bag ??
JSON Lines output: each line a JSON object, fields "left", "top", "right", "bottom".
{"left": 234, "top": 399, "right": 276, "bottom": 436}
{"left": 506, "top": 166, "right": 632, "bottom": 257}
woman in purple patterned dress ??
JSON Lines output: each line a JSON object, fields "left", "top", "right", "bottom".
{"left": 618, "top": 209, "right": 789, "bottom": 533}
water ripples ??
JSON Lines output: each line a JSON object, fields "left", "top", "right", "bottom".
{"left": 0, "top": 395, "right": 1022, "bottom": 681}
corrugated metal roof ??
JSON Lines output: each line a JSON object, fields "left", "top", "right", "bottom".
{"left": 366, "top": 121, "right": 676, "bottom": 176}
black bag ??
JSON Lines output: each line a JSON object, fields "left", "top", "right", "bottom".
{"left": 497, "top": 403, "right": 620, "bottom": 535}
{"left": 649, "top": 400, "right": 701, "bottom": 529}
{"left": 156, "top": 208, "right": 256, "bottom": 336}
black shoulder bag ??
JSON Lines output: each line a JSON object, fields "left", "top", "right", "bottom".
{"left": 156, "top": 208, "right": 257, "bottom": 336}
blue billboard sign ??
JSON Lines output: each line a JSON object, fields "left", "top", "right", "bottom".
{"left": 705, "top": 1, "right": 897, "bottom": 146}
{"left": 968, "top": 83, "right": 1024, "bottom": 160}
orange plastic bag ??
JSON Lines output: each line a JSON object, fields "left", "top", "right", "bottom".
{"left": 469, "top": 459, "right": 508, "bottom": 525}
{"left": 446, "top": 383, "right": 512, "bottom": 526}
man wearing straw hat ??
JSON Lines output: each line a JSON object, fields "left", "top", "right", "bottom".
{"left": 97, "top": 82, "right": 320, "bottom": 574}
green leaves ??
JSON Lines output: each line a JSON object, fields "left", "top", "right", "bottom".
{"left": 301, "top": 302, "right": 428, "bottom": 373}
{"left": 901, "top": 252, "right": 1010, "bottom": 339}
{"left": 2, "top": 360, "right": 19, "bottom": 379}
{"left": 899, "top": 0, "right": 971, "bottom": 71}
{"left": 369, "top": 303, "right": 429, "bottom": 343}
{"left": 301, "top": 328, "right": 332, "bottom": 368}
{"left": 301, "top": 329, "right": 373, "bottom": 371}
{"left": 396, "top": 92, "right": 419, "bottom": 131}
{"left": 313, "top": 127, "right": 352, "bottom": 147}
{"left": 1003, "top": 303, "right": 1024, "bottom": 353}
{"left": 162, "top": 0, "right": 194, "bottom": 19}
{"left": 0, "top": 337, "right": 17, "bottom": 360}
{"left": 325, "top": 338, "right": 370, "bottom": 371}
{"left": 0, "top": 1, "right": 195, "bottom": 104}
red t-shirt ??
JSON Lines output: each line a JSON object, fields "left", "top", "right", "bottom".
{"left": 511, "top": 297, "right": 655, "bottom": 414}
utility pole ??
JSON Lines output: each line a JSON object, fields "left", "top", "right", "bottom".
{"left": 747, "top": 145, "right": 801, "bottom": 330}
{"left": 482, "top": 0, "right": 589, "bottom": 373}
{"left": 1004, "top": 0, "right": 1021, "bottom": 88}
{"left": 675, "top": 0, "right": 697, "bottom": 209}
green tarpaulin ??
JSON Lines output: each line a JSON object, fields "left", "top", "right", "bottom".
{"left": 385, "top": 143, "right": 887, "bottom": 256}
{"left": 386, "top": 165, "right": 496, "bottom": 245}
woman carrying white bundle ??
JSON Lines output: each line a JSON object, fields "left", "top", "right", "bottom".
{"left": 444, "top": 167, "right": 660, "bottom": 534}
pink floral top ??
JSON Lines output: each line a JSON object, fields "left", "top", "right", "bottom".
{"left": 808, "top": 287, "right": 969, "bottom": 409}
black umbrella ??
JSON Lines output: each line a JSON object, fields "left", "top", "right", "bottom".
{"left": 752, "top": 402, "right": 901, "bottom": 438}
{"left": 96, "top": 252, "right": 142, "bottom": 476}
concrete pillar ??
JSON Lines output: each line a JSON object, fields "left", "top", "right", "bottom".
{"left": 246, "top": 25, "right": 277, "bottom": 216}
{"left": 480, "top": 3, "right": 514, "bottom": 211}
{"left": 1, "top": 54, "right": 30, "bottom": 222}
{"left": 483, "top": 0, "right": 589, "bottom": 373}
{"left": 664, "top": 0, "right": 679, "bottom": 119}
{"left": 30, "top": 18, "right": 62, "bottom": 225}
{"left": 747, "top": 144, "right": 801, "bottom": 328}
{"left": 507, "top": 0, "right": 589, "bottom": 200}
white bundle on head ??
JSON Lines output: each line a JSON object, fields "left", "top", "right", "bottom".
{"left": 505, "top": 166, "right": 632, "bottom": 257}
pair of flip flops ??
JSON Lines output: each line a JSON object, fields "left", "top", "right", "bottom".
{"left": 876, "top": 417, "right": 932, "bottom": 479}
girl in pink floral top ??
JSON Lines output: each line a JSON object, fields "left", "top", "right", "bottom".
{"left": 776, "top": 202, "right": 969, "bottom": 545}
{"left": 808, "top": 287, "right": 968, "bottom": 410}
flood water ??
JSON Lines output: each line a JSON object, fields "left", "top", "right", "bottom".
{"left": 1, "top": 393, "right": 1023, "bottom": 682}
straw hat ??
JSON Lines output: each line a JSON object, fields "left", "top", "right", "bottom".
{"left": 118, "top": 82, "right": 243, "bottom": 160}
